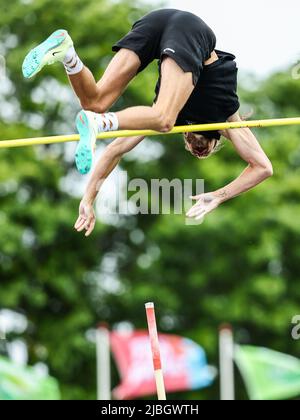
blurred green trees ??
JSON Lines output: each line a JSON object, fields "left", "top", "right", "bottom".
{"left": 1, "top": 0, "right": 300, "bottom": 400}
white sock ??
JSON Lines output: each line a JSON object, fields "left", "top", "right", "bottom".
{"left": 93, "top": 112, "right": 119, "bottom": 132}
{"left": 63, "top": 46, "right": 83, "bottom": 75}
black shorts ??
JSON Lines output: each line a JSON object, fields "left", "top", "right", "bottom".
{"left": 112, "top": 9, "right": 216, "bottom": 86}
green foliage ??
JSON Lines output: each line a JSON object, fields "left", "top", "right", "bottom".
{"left": 1, "top": 0, "right": 300, "bottom": 400}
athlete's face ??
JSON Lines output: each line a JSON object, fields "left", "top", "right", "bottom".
{"left": 184, "top": 132, "right": 219, "bottom": 159}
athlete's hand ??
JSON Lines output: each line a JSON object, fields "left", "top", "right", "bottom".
{"left": 186, "top": 193, "right": 221, "bottom": 221}
{"left": 74, "top": 201, "right": 96, "bottom": 237}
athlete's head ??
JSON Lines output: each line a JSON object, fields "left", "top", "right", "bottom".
{"left": 183, "top": 131, "right": 222, "bottom": 159}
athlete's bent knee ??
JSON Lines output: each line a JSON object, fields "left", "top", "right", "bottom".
{"left": 80, "top": 99, "right": 106, "bottom": 114}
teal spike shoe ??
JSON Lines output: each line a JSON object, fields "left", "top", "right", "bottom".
{"left": 22, "top": 29, "right": 73, "bottom": 78}
{"left": 75, "top": 110, "right": 98, "bottom": 175}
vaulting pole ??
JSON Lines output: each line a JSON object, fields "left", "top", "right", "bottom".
{"left": 96, "top": 325, "right": 111, "bottom": 401}
{"left": 219, "top": 325, "right": 235, "bottom": 401}
{"left": 145, "top": 302, "right": 167, "bottom": 401}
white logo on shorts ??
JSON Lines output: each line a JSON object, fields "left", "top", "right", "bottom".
{"left": 163, "top": 48, "right": 175, "bottom": 54}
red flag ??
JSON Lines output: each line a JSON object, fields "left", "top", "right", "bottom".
{"left": 110, "top": 330, "right": 213, "bottom": 400}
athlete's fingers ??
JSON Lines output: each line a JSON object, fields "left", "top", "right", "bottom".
{"left": 75, "top": 217, "right": 86, "bottom": 229}
{"left": 193, "top": 207, "right": 205, "bottom": 217}
{"left": 82, "top": 214, "right": 94, "bottom": 233}
{"left": 74, "top": 217, "right": 81, "bottom": 228}
{"left": 187, "top": 209, "right": 198, "bottom": 217}
{"left": 195, "top": 210, "right": 207, "bottom": 220}
{"left": 77, "top": 220, "right": 88, "bottom": 232}
{"left": 84, "top": 214, "right": 94, "bottom": 228}
{"left": 194, "top": 203, "right": 216, "bottom": 220}
{"left": 75, "top": 221, "right": 86, "bottom": 232}
{"left": 75, "top": 218, "right": 86, "bottom": 230}
{"left": 186, "top": 195, "right": 204, "bottom": 211}
{"left": 187, "top": 205, "right": 199, "bottom": 217}
{"left": 85, "top": 220, "right": 96, "bottom": 237}
{"left": 187, "top": 204, "right": 204, "bottom": 217}
{"left": 189, "top": 203, "right": 209, "bottom": 217}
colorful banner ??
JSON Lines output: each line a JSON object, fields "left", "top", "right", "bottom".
{"left": 235, "top": 345, "right": 300, "bottom": 400}
{"left": 0, "top": 357, "right": 60, "bottom": 400}
{"left": 110, "top": 331, "right": 215, "bottom": 400}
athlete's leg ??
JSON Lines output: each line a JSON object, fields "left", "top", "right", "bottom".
{"left": 22, "top": 30, "right": 141, "bottom": 113}
{"left": 75, "top": 57, "right": 194, "bottom": 174}
{"left": 69, "top": 48, "right": 141, "bottom": 113}
{"left": 115, "top": 57, "right": 194, "bottom": 131}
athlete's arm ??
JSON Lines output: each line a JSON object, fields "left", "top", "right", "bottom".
{"left": 187, "top": 112, "right": 273, "bottom": 220}
{"left": 75, "top": 135, "right": 145, "bottom": 236}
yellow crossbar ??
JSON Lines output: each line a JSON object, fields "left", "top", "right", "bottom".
{"left": 1, "top": 117, "right": 300, "bottom": 149}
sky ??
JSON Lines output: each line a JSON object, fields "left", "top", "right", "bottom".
{"left": 167, "top": 0, "right": 300, "bottom": 77}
